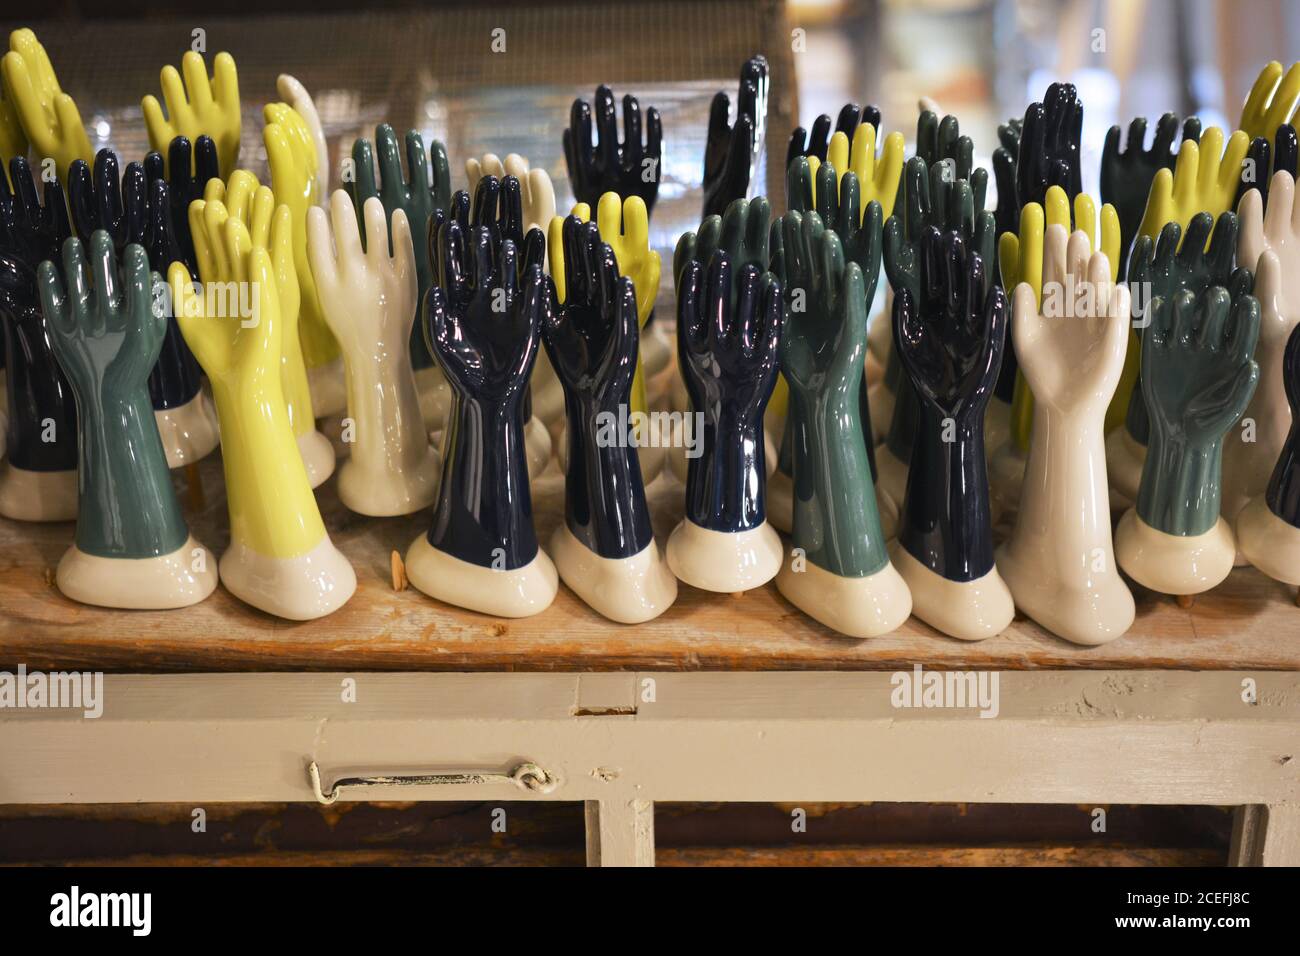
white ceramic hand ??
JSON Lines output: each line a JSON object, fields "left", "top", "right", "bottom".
{"left": 465, "top": 152, "right": 556, "bottom": 234}
{"left": 276, "top": 74, "right": 329, "bottom": 199}
{"left": 997, "top": 226, "right": 1134, "bottom": 645}
{"left": 307, "top": 191, "right": 440, "bottom": 516}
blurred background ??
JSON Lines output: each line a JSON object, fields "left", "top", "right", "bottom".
{"left": 4, "top": 0, "right": 1298, "bottom": 276}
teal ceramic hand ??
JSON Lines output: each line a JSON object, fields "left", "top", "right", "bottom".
{"left": 1137, "top": 286, "right": 1261, "bottom": 536}
{"left": 38, "top": 232, "right": 188, "bottom": 559}
{"left": 908, "top": 110, "right": 988, "bottom": 216}
{"left": 672, "top": 195, "right": 770, "bottom": 300}
{"left": 777, "top": 210, "right": 886, "bottom": 578}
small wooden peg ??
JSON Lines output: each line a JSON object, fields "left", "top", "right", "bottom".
{"left": 391, "top": 550, "right": 408, "bottom": 592}
{"left": 1175, "top": 593, "right": 1195, "bottom": 609}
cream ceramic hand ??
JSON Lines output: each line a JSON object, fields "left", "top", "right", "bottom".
{"left": 1240, "top": 61, "right": 1300, "bottom": 143}
{"left": 308, "top": 191, "right": 439, "bottom": 516}
{"left": 997, "top": 227, "right": 1134, "bottom": 645}
{"left": 265, "top": 101, "right": 342, "bottom": 413}
{"left": 142, "top": 51, "right": 241, "bottom": 175}
{"left": 171, "top": 215, "right": 355, "bottom": 620}
{"left": 822, "top": 121, "right": 905, "bottom": 220}
{"left": 194, "top": 171, "right": 333, "bottom": 487}
{"left": 276, "top": 75, "right": 328, "bottom": 197}
{"left": 466, "top": 153, "right": 556, "bottom": 234}
{"left": 1, "top": 28, "right": 92, "bottom": 180}
{"left": 1224, "top": 174, "right": 1300, "bottom": 523}
{"left": 1136, "top": 127, "right": 1249, "bottom": 242}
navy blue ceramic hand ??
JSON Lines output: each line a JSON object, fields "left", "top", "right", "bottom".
{"left": 564, "top": 85, "right": 662, "bottom": 216}
{"left": 542, "top": 215, "right": 652, "bottom": 561}
{"left": 143, "top": 134, "right": 220, "bottom": 277}
{"left": 677, "top": 249, "right": 783, "bottom": 532}
{"left": 702, "top": 55, "right": 769, "bottom": 218}
{"left": 893, "top": 227, "right": 1007, "bottom": 583}
{"left": 0, "top": 157, "right": 76, "bottom": 477}
{"left": 424, "top": 218, "right": 550, "bottom": 570}
{"left": 787, "top": 102, "right": 880, "bottom": 167}
{"left": 1237, "top": 123, "right": 1299, "bottom": 210}
{"left": 993, "top": 83, "right": 1083, "bottom": 236}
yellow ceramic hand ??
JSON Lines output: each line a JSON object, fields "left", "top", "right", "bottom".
{"left": 170, "top": 218, "right": 326, "bottom": 560}
{"left": 264, "top": 102, "right": 338, "bottom": 372}
{"left": 1, "top": 28, "right": 92, "bottom": 181}
{"left": 553, "top": 192, "right": 661, "bottom": 417}
{"left": 142, "top": 51, "right": 241, "bottom": 175}
{"left": 825, "top": 122, "right": 906, "bottom": 220}
{"left": 1136, "top": 127, "right": 1249, "bottom": 243}
{"left": 0, "top": 77, "right": 27, "bottom": 181}
{"left": 1000, "top": 186, "right": 1123, "bottom": 445}
{"left": 194, "top": 175, "right": 316, "bottom": 444}
{"left": 1239, "top": 61, "right": 1300, "bottom": 143}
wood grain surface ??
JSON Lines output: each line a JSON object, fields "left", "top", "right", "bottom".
{"left": 2, "top": 445, "right": 1298, "bottom": 673}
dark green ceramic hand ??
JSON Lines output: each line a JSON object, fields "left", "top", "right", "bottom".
{"left": 903, "top": 110, "right": 988, "bottom": 216}
{"left": 777, "top": 210, "right": 886, "bottom": 578}
{"left": 1137, "top": 286, "right": 1260, "bottom": 536}
{"left": 346, "top": 124, "right": 452, "bottom": 369}
{"left": 673, "top": 195, "right": 770, "bottom": 301}
{"left": 1126, "top": 212, "right": 1252, "bottom": 444}
{"left": 38, "top": 232, "right": 188, "bottom": 558}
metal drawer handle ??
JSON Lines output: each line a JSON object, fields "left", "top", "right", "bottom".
{"left": 307, "top": 760, "right": 556, "bottom": 805}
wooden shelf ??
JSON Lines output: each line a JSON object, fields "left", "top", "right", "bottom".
{"left": 3, "top": 450, "right": 1298, "bottom": 674}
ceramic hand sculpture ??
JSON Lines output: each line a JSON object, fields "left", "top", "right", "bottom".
{"left": 1, "top": 29, "right": 92, "bottom": 182}
{"left": 275, "top": 74, "right": 328, "bottom": 195}
{"left": 466, "top": 152, "right": 556, "bottom": 236}
{"left": 701, "top": 56, "right": 769, "bottom": 218}
{"left": 997, "top": 227, "right": 1134, "bottom": 644}
{"left": 346, "top": 124, "right": 453, "bottom": 429}
{"left": 668, "top": 249, "right": 783, "bottom": 593}
{"left": 891, "top": 227, "right": 1011, "bottom": 641}
{"left": 773, "top": 211, "right": 910, "bottom": 636}
{"left": 1237, "top": 323, "right": 1300, "bottom": 587}
{"left": 308, "top": 191, "right": 439, "bottom": 516}
{"left": 1237, "top": 123, "right": 1298, "bottom": 211}
{"left": 564, "top": 84, "right": 662, "bottom": 216}
{"left": 1100, "top": 113, "right": 1201, "bottom": 279}
{"left": 198, "top": 172, "right": 334, "bottom": 487}
{"left": 69, "top": 148, "right": 219, "bottom": 468}
{"left": 991, "top": 115, "right": 1024, "bottom": 246}
{"left": 787, "top": 102, "right": 880, "bottom": 167}
{"left": 39, "top": 233, "right": 217, "bottom": 608}
{"left": 0, "top": 158, "right": 77, "bottom": 520}
{"left": 996, "top": 82, "right": 1084, "bottom": 214}
{"left": 141, "top": 50, "right": 241, "bottom": 175}
{"left": 670, "top": 197, "right": 777, "bottom": 487}
{"left": 1108, "top": 213, "right": 1250, "bottom": 505}
{"left": 0, "top": 73, "right": 26, "bottom": 171}
{"left": 878, "top": 158, "right": 995, "bottom": 538}
{"left": 406, "top": 218, "right": 556, "bottom": 617}
{"left": 552, "top": 192, "right": 663, "bottom": 486}
{"left": 542, "top": 216, "right": 676, "bottom": 622}
{"left": 1226, "top": 172, "right": 1300, "bottom": 529}
{"left": 1239, "top": 61, "right": 1300, "bottom": 144}
{"left": 172, "top": 210, "right": 355, "bottom": 620}
{"left": 1115, "top": 285, "right": 1260, "bottom": 598}
{"left": 143, "top": 134, "right": 221, "bottom": 275}
{"left": 265, "top": 101, "right": 343, "bottom": 417}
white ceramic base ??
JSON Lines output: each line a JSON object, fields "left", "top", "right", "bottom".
{"left": 1104, "top": 426, "right": 1145, "bottom": 511}
{"left": 525, "top": 415, "right": 552, "bottom": 480}
{"left": 891, "top": 542, "right": 1014, "bottom": 641}
{"left": 995, "top": 543, "right": 1135, "bottom": 646}
{"left": 1235, "top": 496, "right": 1300, "bottom": 586}
{"left": 306, "top": 357, "right": 347, "bottom": 418}
{"left": 1114, "top": 509, "right": 1235, "bottom": 596}
{"left": 155, "top": 389, "right": 220, "bottom": 469}
{"left": 220, "top": 534, "right": 356, "bottom": 620}
{"left": 875, "top": 444, "right": 908, "bottom": 540}
{"left": 57, "top": 534, "right": 218, "bottom": 609}
{"left": 767, "top": 468, "right": 793, "bottom": 533}
{"left": 989, "top": 440, "right": 1027, "bottom": 516}
{"left": 338, "top": 445, "right": 440, "bottom": 517}
{"left": 414, "top": 365, "right": 452, "bottom": 434}
{"left": 318, "top": 414, "right": 351, "bottom": 459}
{"left": 666, "top": 518, "right": 782, "bottom": 593}
{"left": 0, "top": 463, "right": 76, "bottom": 522}
{"left": 549, "top": 523, "right": 677, "bottom": 623}
{"left": 776, "top": 551, "right": 912, "bottom": 638}
{"left": 298, "top": 428, "right": 336, "bottom": 489}
{"left": 405, "top": 533, "right": 557, "bottom": 618}
{"left": 867, "top": 382, "right": 895, "bottom": 448}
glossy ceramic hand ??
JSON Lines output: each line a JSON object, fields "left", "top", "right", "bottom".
{"left": 67, "top": 149, "right": 148, "bottom": 252}
{"left": 564, "top": 84, "right": 662, "bottom": 216}
{"left": 998, "top": 227, "right": 1134, "bottom": 644}
{"left": 992, "top": 115, "right": 1023, "bottom": 243}
{"left": 1237, "top": 123, "right": 1298, "bottom": 210}
{"left": 1100, "top": 113, "right": 1200, "bottom": 278}
{"left": 172, "top": 215, "right": 354, "bottom": 620}
{"left": 0, "top": 159, "right": 77, "bottom": 520}
{"left": 701, "top": 56, "right": 768, "bottom": 218}
{"left": 142, "top": 50, "right": 241, "bottom": 175}
{"left": 143, "top": 134, "right": 221, "bottom": 277}
{"left": 466, "top": 152, "right": 555, "bottom": 236}
{"left": 276, "top": 75, "right": 327, "bottom": 195}
{"left": 308, "top": 191, "right": 437, "bottom": 516}
{"left": 0, "top": 76, "right": 26, "bottom": 172}
{"left": 1, "top": 29, "right": 92, "bottom": 181}
{"left": 1239, "top": 61, "right": 1300, "bottom": 143}
{"left": 265, "top": 100, "right": 341, "bottom": 406}
{"left": 1135, "top": 127, "right": 1250, "bottom": 243}
{"left": 911, "top": 110, "right": 987, "bottom": 214}
{"left": 787, "top": 102, "right": 879, "bottom": 167}
{"left": 821, "top": 121, "right": 906, "bottom": 221}
{"left": 1018, "top": 82, "right": 1084, "bottom": 208}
